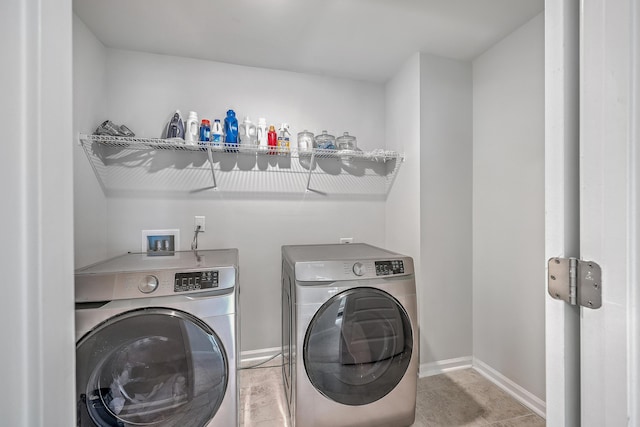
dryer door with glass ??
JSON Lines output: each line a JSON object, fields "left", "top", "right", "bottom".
{"left": 303, "top": 287, "right": 413, "bottom": 406}
{"left": 76, "top": 308, "right": 228, "bottom": 427}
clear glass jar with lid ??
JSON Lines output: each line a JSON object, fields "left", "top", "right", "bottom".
{"left": 297, "top": 130, "right": 314, "bottom": 151}
{"left": 314, "top": 130, "right": 336, "bottom": 149}
{"left": 336, "top": 132, "right": 357, "bottom": 151}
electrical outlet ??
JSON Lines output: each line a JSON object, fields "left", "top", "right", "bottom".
{"left": 340, "top": 237, "right": 353, "bottom": 244}
{"left": 195, "top": 216, "right": 206, "bottom": 232}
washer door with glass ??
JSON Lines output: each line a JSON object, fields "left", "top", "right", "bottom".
{"left": 76, "top": 308, "right": 227, "bottom": 427}
{"left": 303, "top": 287, "right": 413, "bottom": 406}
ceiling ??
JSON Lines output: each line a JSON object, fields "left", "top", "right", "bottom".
{"left": 73, "top": 0, "right": 543, "bottom": 83}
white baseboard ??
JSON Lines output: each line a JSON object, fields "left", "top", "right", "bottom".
{"left": 419, "top": 356, "right": 473, "bottom": 377}
{"left": 239, "top": 346, "right": 281, "bottom": 364}
{"left": 472, "top": 357, "right": 546, "bottom": 419}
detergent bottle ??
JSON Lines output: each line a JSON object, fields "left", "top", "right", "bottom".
{"left": 212, "top": 119, "right": 223, "bottom": 146}
{"left": 184, "top": 111, "right": 199, "bottom": 145}
{"left": 257, "top": 118, "right": 268, "bottom": 152}
{"left": 240, "top": 116, "right": 257, "bottom": 147}
{"left": 224, "top": 109, "right": 239, "bottom": 151}
{"left": 199, "top": 119, "right": 211, "bottom": 143}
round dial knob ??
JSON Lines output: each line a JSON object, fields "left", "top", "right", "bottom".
{"left": 352, "top": 262, "right": 366, "bottom": 276}
{"left": 139, "top": 275, "right": 159, "bottom": 293}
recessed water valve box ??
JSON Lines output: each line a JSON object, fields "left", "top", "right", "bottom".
{"left": 141, "top": 229, "right": 180, "bottom": 256}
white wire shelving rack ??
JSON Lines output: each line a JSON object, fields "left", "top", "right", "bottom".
{"left": 79, "top": 134, "right": 405, "bottom": 197}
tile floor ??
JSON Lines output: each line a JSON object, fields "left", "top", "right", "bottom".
{"left": 239, "top": 358, "right": 545, "bottom": 427}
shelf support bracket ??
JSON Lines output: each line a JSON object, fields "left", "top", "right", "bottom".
{"left": 206, "top": 146, "right": 218, "bottom": 190}
{"left": 305, "top": 151, "right": 316, "bottom": 192}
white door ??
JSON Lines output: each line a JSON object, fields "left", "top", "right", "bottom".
{"left": 580, "top": 0, "right": 639, "bottom": 424}
{"left": 546, "top": 0, "right": 640, "bottom": 425}
{"left": 1, "top": 0, "right": 75, "bottom": 426}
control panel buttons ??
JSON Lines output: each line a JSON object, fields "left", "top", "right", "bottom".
{"left": 174, "top": 270, "right": 219, "bottom": 293}
{"left": 352, "top": 262, "right": 366, "bottom": 276}
{"left": 139, "top": 275, "right": 159, "bottom": 293}
{"left": 374, "top": 260, "right": 405, "bottom": 276}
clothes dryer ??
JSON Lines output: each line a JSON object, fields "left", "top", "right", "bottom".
{"left": 282, "top": 243, "right": 418, "bottom": 427}
{"left": 75, "top": 249, "right": 238, "bottom": 427}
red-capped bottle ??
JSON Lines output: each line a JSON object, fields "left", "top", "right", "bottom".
{"left": 268, "top": 125, "right": 277, "bottom": 155}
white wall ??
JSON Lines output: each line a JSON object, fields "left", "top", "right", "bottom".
{"left": 72, "top": 46, "right": 388, "bottom": 353}
{"left": 384, "top": 53, "right": 472, "bottom": 369}
{"left": 420, "top": 54, "right": 473, "bottom": 365}
{"left": 1, "top": 0, "right": 75, "bottom": 425}
{"left": 73, "top": 14, "right": 109, "bottom": 268}
{"left": 104, "top": 49, "right": 385, "bottom": 149}
{"left": 384, "top": 53, "right": 423, "bottom": 355}
{"left": 472, "top": 13, "right": 545, "bottom": 401}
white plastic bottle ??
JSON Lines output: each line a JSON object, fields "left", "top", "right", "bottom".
{"left": 184, "top": 111, "right": 199, "bottom": 145}
{"left": 257, "top": 117, "right": 268, "bottom": 151}
{"left": 240, "top": 116, "right": 257, "bottom": 147}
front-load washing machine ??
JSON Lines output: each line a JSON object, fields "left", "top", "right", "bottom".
{"left": 282, "top": 243, "right": 418, "bottom": 427}
{"left": 75, "top": 249, "right": 238, "bottom": 427}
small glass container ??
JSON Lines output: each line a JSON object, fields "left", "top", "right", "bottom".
{"left": 297, "top": 130, "right": 315, "bottom": 151}
{"left": 336, "top": 132, "right": 357, "bottom": 151}
{"left": 314, "top": 130, "right": 336, "bottom": 149}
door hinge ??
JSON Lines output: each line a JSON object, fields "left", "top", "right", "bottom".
{"left": 548, "top": 257, "right": 602, "bottom": 309}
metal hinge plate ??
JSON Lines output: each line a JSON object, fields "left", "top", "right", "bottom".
{"left": 548, "top": 257, "right": 602, "bottom": 309}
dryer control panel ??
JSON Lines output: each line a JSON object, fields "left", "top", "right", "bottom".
{"left": 375, "top": 260, "right": 405, "bottom": 276}
{"left": 294, "top": 257, "right": 413, "bottom": 282}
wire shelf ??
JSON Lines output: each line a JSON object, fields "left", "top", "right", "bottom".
{"left": 79, "top": 134, "right": 405, "bottom": 197}
{"left": 81, "top": 134, "right": 404, "bottom": 161}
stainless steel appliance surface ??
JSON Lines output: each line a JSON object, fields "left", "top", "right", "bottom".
{"left": 75, "top": 249, "right": 238, "bottom": 427}
{"left": 281, "top": 243, "right": 419, "bottom": 427}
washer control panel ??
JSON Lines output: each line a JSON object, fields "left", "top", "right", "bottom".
{"left": 174, "top": 270, "right": 219, "bottom": 293}
{"left": 375, "top": 260, "right": 405, "bottom": 276}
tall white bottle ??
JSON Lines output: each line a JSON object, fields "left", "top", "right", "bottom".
{"left": 240, "top": 116, "right": 257, "bottom": 147}
{"left": 184, "top": 111, "right": 199, "bottom": 145}
{"left": 257, "top": 117, "right": 268, "bottom": 151}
